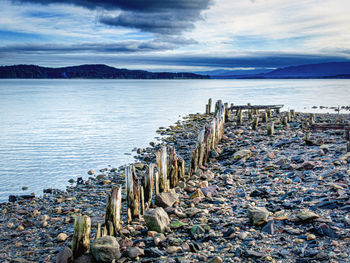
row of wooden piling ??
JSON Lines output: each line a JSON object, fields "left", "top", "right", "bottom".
{"left": 68, "top": 99, "right": 349, "bottom": 259}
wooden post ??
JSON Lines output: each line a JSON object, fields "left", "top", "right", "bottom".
{"left": 169, "top": 146, "right": 179, "bottom": 188}
{"left": 287, "top": 112, "right": 291, "bottom": 123}
{"left": 178, "top": 157, "right": 185, "bottom": 180}
{"left": 205, "top": 104, "right": 209, "bottom": 114}
{"left": 143, "top": 164, "right": 154, "bottom": 209}
{"left": 253, "top": 117, "right": 259, "bottom": 130}
{"left": 290, "top": 109, "right": 295, "bottom": 118}
{"left": 154, "top": 170, "right": 159, "bottom": 196}
{"left": 262, "top": 112, "right": 268, "bottom": 123}
{"left": 347, "top": 142, "right": 350, "bottom": 152}
{"left": 248, "top": 110, "right": 253, "bottom": 120}
{"left": 276, "top": 108, "right": 280, "bottom": 115}
{"left": 140, "top": 186, "right": 145, "bottom": 215}
{"left": 96, "top": 223, "right": 101, "bottom": 239}
{"left": 208, "top": 98, "right": 212, "bottom": 114}
{"left": 305, "top": 132, "right": 311, "bottom": 142}
{"left": 101, "top": 226, "right": 107, "bottom": 237}
{"left": 105, "top": 187, "right": 122, "bottom": 236}
{"left": 71, "top": 215, "right": 91, "bottom": 258}
{"left": 156, "top": 146, "right": 169, "bottom": 193}
{"left": 267, "top": 121, "right": 274, "bottom": 135}
{"left": 224, "top": 102, "right": 229, "bottom": 121}
{"left": 344, "top": 129, "right": 350, "bottom": 140}
{"left": 125, "top": 165, "right": 140, "bottom": 223}
{"left": 266, "top": 109, "right": 271, "bottom": 118}
{"left": 237, "top": 111, "right": 242, "bottom": 126}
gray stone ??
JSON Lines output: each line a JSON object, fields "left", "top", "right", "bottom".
{"left": 126, "top": 247, "right": 144, "bottom": 259}
{"left": 155, "top": 191, "right": 179, "bottom": 208}
{"left": 91, "top": 236, "right": 120, "bottom": 263}
{"left": 56, "top": 247, "right": 73, "bottom": 263}
{"left": 247, "top": 206, "right": 269, "bottom": 226}
{"left": 144, "top": 207, "right": 170, "bottom": 233}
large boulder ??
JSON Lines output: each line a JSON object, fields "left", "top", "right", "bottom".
{"left": 91, "top": 236, "right": 120, "bottom": 263}
{"left": 155, "top": 191, "right": 179, "bottom": 208}
{"left": 144, "top": 207, "right": 170, "bottom": 233}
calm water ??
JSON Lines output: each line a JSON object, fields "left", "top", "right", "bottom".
{"left": 0, "top": 79, "right": 349, "bottom": 202}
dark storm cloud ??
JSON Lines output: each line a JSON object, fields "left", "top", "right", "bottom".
{"left": 13, "top": 0, "right": 212, "bottom": 34}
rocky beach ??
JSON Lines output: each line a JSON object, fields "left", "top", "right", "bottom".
{"left": 1, "top": 101, "right": 350, "bottom": 263}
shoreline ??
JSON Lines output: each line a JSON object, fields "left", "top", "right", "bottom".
{"left": 1, "top": 103, "right": 350, "bottom": 262}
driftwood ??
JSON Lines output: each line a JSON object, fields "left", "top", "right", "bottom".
{"left": 71, "top": 215, "right": 91, "bottom": 258}
{"left": 125, "top": 165, "right": 140, "bottom": 222}
{"left": 105, "top": 187, "right": 122, "bottom": 236}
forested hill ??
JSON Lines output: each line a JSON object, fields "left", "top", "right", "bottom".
{"left": 0, "top": 64, "right": 209, "bottom": 79}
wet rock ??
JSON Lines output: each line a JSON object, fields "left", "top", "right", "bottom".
{"left": 73, "top": 255, "right": 95, "bottom": 263}
{"left": 200, "top": 186, "right": 217, "bottom": 197}
{"left": 261, "top": 221, "right": 275, "bottom": 234}
{"left": 247, "top": 206, "right": 270, "bottom": 226}
{"left": 144, "top": 207, "right": 170, "bottom": 233}
{"left": 126, "top": 247, "right": 144, "bottom": 259}
{"left": 155, "top": 191, "right": 179, "bottom": 208}
{"left": 233, "top": 149, "right": 251, "bottom": 160}
{"left": 91, "top": 236, "right": 120, "bottom": 262}
{"left": 190, "top": 189, "right": 205, "bottom": 199}
{"left": 56, "top": 247, "right": 73, "bottom": 263}
{"left": 295, "top": 210, "right": 320, "bottom": 222}
{"left": 57, "top": 233, "right": 68, "bottom": 242}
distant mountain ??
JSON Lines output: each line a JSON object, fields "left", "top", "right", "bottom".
{"left": 211, "top": 62, "right": 350, "bottom": 79}
{"left": 196, "top": 68, "right": 272, "bottom": 77}
{"left": 0, "top": 64, "right": 209, "bottom": 79}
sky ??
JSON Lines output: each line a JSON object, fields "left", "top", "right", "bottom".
{"left": 1, "top": 0, "right": 350, "bottom": 72}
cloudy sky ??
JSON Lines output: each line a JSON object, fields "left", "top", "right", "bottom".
{"left": 1, "top": 0, "right": 350, "bottom": 71}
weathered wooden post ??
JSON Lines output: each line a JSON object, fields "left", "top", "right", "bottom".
{"left": 154, "top": 170, "right": 159, "bottom": 196}
{"left": 125, "top": 165, "right": 140, "bottom": 223}
{"left": 140, "top": 186, "right": 145, "bottom": 215}
{"left": 143, "top": 164, "right": 154, "bottom": 209}
{"left": 156, "top": 146, "right": 169, "bottom": 193}
{"left": 224, "top": 102, "right": 229, "bottom": 121}
{"left": 96, "top": 223, "right": 101, "bottom": 239}
{"left": 287, "top": 112, "right": 291, "bottom": 122}
{"left": 197, "top": 128, "right": 205, "bottom": 168}
{"left": 248, "top": 110, "right": 253, "bottom": 120}
{"left": 266, "top": 109, "right": 271, "bottom": 118}
{"left": 290, "top": 109, "right": 295, "bottom": 117}
{"left": 262, "top": 112, "right": 268, "bottom": 123}
{"left": 208, "top": 98, "right": 212, "bottom": 114}
{"left": 237, "top": 111, "right": 242, "bottom": 126}
{"left": 267, "top": 121, "right": 275, "bottom": 135}
{"left": 276, "top": 108, "right": 280, "bottom": 115}
{"left": 253, "top": 117, "right": 259, "bottom": 130}
{"left": 305, "top": 132, "right": 311, "bottom": 143}
{"left": 72, "top": 215, "right": 91, "bottom": 258}
{"left": 178, "top": 157, "right": 185, "bottom": 180}
{"left": 105, "top": 187, "right": 122, "bottom": 236}
{"left": 168, "top": 146, "right": 179, "bottom": 188}
{"left": 205, "top": 104, "right": 209, "bottom": 114}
